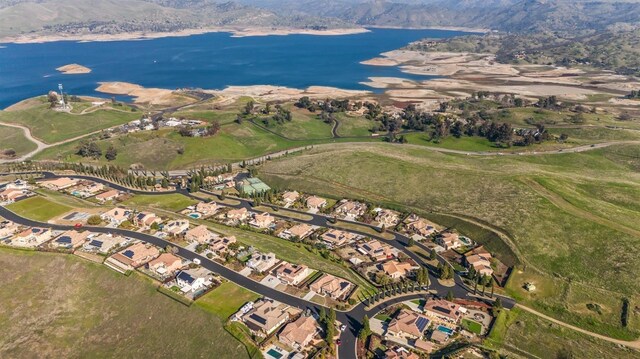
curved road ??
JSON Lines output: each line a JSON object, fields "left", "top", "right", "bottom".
{"left": 0, "top": 172, "right": 517, "bottom": 359}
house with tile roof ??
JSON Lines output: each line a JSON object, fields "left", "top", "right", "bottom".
{"left": 278, "top": 315, "right": 320, "bottom": 350}
{"left": 51, "top": 230, "right": 91, "bottom": 249}
{"left": 106, "top": 242, "right": 160, "bottom": 272}
{"left": 309, "top": 273, "right": 353, "bottom": 301}
{"left": 275, "top": 262, "right": 311, "bottom": 285}
{"left": 387, "top": 309, "right": 431, "bottom": 339}
{"left": 185, "top": 225, "right": 215, "bottom": 244}
{"left": 148, "top": 253, "right": 183, "bottom": 277}
{"left": 423, "top": 299, "right": 465, "bottom": 324}
{"left": 320, "top": 229, "right": 357, "bottom": 248}
{"left": 242, "top": 298, "right": 289, "bottom": 335}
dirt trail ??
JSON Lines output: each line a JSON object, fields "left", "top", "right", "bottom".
{"left": 522, "top": 178, "right": 640, "bottom": 238}
{"left": 517, "top": 304, "right": 640, "bottom": 350}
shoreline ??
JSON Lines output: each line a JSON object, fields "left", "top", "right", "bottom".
{"left": 0, "top": 27, "right": 370, "bottom": 45}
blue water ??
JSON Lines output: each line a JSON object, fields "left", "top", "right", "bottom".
{"left": 0, "top": 28, "right": 472, "bottom": 108}
{"left": 437, "top": 325, "right": 454, "bottom": 335}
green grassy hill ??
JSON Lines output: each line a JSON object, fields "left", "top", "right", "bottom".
{"left": 0, "top": 248, "right": 248, "bottom": 358}
{"left": 258, "top": 142, "right": 640, "bottom": 343}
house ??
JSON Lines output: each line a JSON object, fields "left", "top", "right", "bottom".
{"left": 100, "top": 208, "right": 131, "bottom": 226}
{"left": 436, "top": 232, "right": 462, "bottom": 251}
{"left": 404, "top": 214, "right": 436, "bottom": 237}
{"left": 423, "top": 299, "right": 465, "bottom": 324}
{"left": 374, "top": 209, "right": 400, "bottom": 228}
{"left": 52, "top": 230, "right": 91, "bottom": 249}
{"left": 95, "top": 189, "right": 122, "bottom": 203}
{"left": 282, "top": 191, "right": 300, "bottom": 206}
{"left": 133, "top": 211, "right": 162, "bottom": 229}
{"left": 306, "top": 195, "right": 327, "bottom": 210}
{"left": 148, "top": 253, "right": 183, "bottom": 277}
{"left": 164, "top": 220, "right": 190, "bottom": 236}
{"left": 250, "top": 212, "right": 274, "bottom": 229}
{"left": 83, "top": 233, "right": 128, "bottom": 254}
{"left": 0, "top": 220, "right": 21, "bottom": 239}
{"left": 246, "top": 251, "right": 278, "bottom": 273}
{"left": 384, "top": 347, "right": 421, "bottom": 359}
{"left": 320, "top": 229, "right": 357, "bottom": 248}
{"left": 226, "top": 207, "right": 248, "bottom": 221}
{"left": 39, "top": 177, "right": 78, "bottom": 191}
{"left": 5, "top": 179, "right": 30, "bottom": 190}
{"left": 387, "top": 309, "right": 431, "bottom": 339}
{"left": 210, "top": 235, "right": 236, "bottom": 253}
{"left": 309, "top": 273, "right": 353, "bottom": 301}
{"left": 185, "top": 225, "right": 215, "bottom": 244}
{"left": 195, "top": 201, "right": 218, "bottom": 216}
{"left": 381, "top": 260, "right": 419, "bottom": 280}
{"left": 429, "top": 330, "right": 449, "bottom": 344}
{"left": 11, "top": 227, "right": 53, "bottom": 247}
{"left": 333, "top": 199, "right": 367, "bottom": 219}
{"left": 275, "top": 262, "right": 311, "bottom": 285}
{"left": 357, "top": 240, "right": 396, "bottom": 262}
{"left": 464, "top": 246, "right": 493, "bottom": 276}
{"left": 281, "top": 223, "right": 314, "bottom": 240}
{"left": 242, "top": 298, "right": 289, "bottom": 335}
{"left": 0, "top": 188, "right": 29, "bottom": 203}
{"left": 278, "top": 315, "right": 320, "bottom": 350}
{"left": 107, "top": 242, "right": 160, "bottom": 271}
{"left": 176, "top": 267, "right": 213, "bottom": 293}
{"left": 70, "top": 181, "right": 105, "bottom": 197}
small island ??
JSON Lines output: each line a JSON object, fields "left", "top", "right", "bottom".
{"left": 56, "top": 63, "right": 91, "bottom": 75}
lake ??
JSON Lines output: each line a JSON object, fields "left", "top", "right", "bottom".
{"left": 0, "top": 28, "right": 471, "bottom": 108}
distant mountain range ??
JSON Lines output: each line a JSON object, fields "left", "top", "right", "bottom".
{"left": 1, "top": 0, "right": 639, "bottom": 40}
{"left": 238, "top": 0, "right": 640, "bottom": 32}
{"left": 0, "top": 0, "right": 352, "bottom": 39}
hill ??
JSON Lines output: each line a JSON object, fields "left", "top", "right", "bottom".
{"left": 0, "top": 248, "right": 248, "bottom": 358}
{"left": 407, "top": 28, "right": 640, "bottom": 76}
{"left": 240, "top": 0, "right": 640, "bottom": 33}
{"left": 0, "top": 0, "right": 354, "bottom": 40}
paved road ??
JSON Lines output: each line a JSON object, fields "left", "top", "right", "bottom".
{"left": 0, "top": 172, "right": 515, "bottom": 358}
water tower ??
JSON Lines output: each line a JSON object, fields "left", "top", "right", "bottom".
{"left": 58, "top": 83, "right": 67, "bottom": 109}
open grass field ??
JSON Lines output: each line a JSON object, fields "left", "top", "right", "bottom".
{"left": 335, "top": 113, "right": 375, "bottom": 137}
{"left": 487, "top": 308, "right": 639, "bottom": 359}
{"left": 258, "top": 142, "right": 640, "bottom": 339}
{"left": 196, "top": 281, "right": 260, "bottom": 320}
{"left": 0, "top": 125, "right": 37, "bottom": 157}
{"left": 0, "top": 99, "right": 140, "bottom": 143}
{"left": 6, "top": 196, "right": 72, "bottom": 221}
{"left": 263, "top": 107, "right": 334, "bottom": 140}
{"left": 122, "top": 193, "right": 198, "bottom": 212}
{"left": 0, "top": 248, "right": 248, "bottom": 358}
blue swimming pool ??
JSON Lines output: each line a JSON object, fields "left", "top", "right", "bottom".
{"left": 188, "top": 213, "right": 201, "bottom": 219}
{"left": 266, "top": 349, "right": 283, "bottom": 359}
{"left": 437, "top": 325, "right": 454, "bottom": 335}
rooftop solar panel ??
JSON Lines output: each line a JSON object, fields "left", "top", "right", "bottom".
{"left": 416, "top": 317, "right": 430, "bottom": 332}
{"left": 56, "top": 236, "right": 72, "bottom": 244}
{"left": 123, "top": 250, "right": 135, "bottom": 258}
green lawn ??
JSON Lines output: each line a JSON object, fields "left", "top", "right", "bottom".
{"left": 0, "top": 99, "right": 140, "bottom": 143}
{"left": 0, "top": 248, "right": 247, "bottom": 358}
{"left": 258, "top": 142, "right": 640, "bottom": 339}
{"left": 404, "top": 133, "right": 499, "bottom": 152}
{"left": 0, "top": 124, "right": 37, "bottom": 157}
{"left": 6, "top": 196, "right": 72, "bottom": 221}
{"left": 461, "top": 318, "right": 483, "bottom": 335}
{"left": 196, "top": 281, "right": 260, "bottom": 320}
{"left": 122, "top": 193, "right": 198, "bottom": 212}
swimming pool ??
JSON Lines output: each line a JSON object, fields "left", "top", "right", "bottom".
{"left": 437, "top": 325, "right": 454, "bottom": 335}
{"left": 188, "top": 213, "right": 201, "bottom": 219}
{"left": 266, "top": 349, "right": 283, "bottom": 359}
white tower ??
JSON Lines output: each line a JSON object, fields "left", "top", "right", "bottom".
{"left": 58, "top": 83, "right": 66, "bottom": 109}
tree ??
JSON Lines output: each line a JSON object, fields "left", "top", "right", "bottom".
{"left": 446, "top": 290, "right": 454, "bottom": 301}
{"left": 76, "top": 141, "right": 102, "bottom": 159}
{"left": 105, "top": 146, "right": 118, "bottom": 161}
{"left": 407, "top": 237, "right": 415, "bottom": 247}
{"left": 243, "top": 100, "right": 254, "bottom": 115}
{"left": 358, "top": 315, "right": 371, "bottom": 342}
{"left": 205, "top": 121, "right": 221, "bottom": 136}
{"left": 87, "top": 215, "right": 102, "bottom": 225}
{"left": 430, "top": 249, "right": 437, "bottom": 261}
